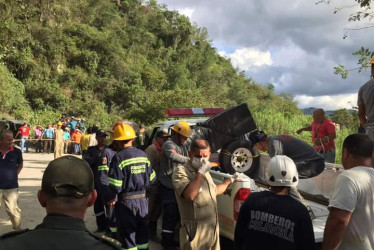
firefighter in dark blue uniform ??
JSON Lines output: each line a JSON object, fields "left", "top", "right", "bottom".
{"left": 98, "top": 141, "right": 118, "bottom": 238}
{"left": 107, "top": 123, "right": 156, "bottom": 250}
{"left": 83, "top": 129, "right": 111, "bottom": 232}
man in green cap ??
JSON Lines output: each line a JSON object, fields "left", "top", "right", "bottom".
{"left": 0, "top": 155, "right": 121, "bottom": 250}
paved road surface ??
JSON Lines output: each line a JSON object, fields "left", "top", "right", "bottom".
{"left": 0, "top": 152, "right": 162, "bottom": 249}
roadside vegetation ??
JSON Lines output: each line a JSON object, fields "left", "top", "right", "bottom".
{"left": 0, "top": 0, "right": 360, "bottom": 163}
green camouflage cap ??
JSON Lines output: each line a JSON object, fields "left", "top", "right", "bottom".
{"left": 42, "top": 155, "right": 94, "bottom": 198}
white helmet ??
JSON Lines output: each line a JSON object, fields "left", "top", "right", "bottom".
{"left": 266, "top": 155, "right": 298, "bottom": 187}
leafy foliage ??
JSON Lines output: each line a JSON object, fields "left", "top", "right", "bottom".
{"left": 318, "top": 0, "right": 373, "bottom": 78}
{"left": 0, "top": 0, "right": 300, "bottom": 128}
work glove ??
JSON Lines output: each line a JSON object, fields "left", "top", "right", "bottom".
{"left": 230, "top": 172, "right": 244, "bottom": 183}
{"left": 198, "top": 158, "right": 212, "bottom": 175}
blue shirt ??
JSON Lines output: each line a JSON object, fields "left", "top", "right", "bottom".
{"left": 68, "top": 121, "right": 77, "bottom": 130}
{"left": 64, "top": 132, "right": 70, "bottom": 140}
{"left": 43, "top": 129, "right": 54, "bottom": 139}
{"left": 0, "top": 147, "right": 23, "bottom": 189}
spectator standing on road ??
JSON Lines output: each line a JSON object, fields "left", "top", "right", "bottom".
{"left": 71, "top": 129, "right": 83, "bottom": 155}
{"left": 251, "top": 130, "right": 325, "bottom": 217}
{"left": 322, "top": 134, "right": 374, "bottom": 250}
{"left": 158, "top": 121, "right": 191, "bottom": 250}
{"left": 135, "top": 124, "right": 149, "bottom": 150}
{"left": 0, "top": 129, "right": 23, "bottom": 231}
{"left": 53, "top": 122, "right": 64, "bottom": 159}
{"left": 0, "top": 155, "right": 121, "bottom": 250}
{"left": 358, "top": 56, "right": 374, "bottom": 142}
{"left": 297, "top": 108, "right": 336, "bottom": 163}
{"left": 235, "top": 155, "right": 315, "bottom": 250}
{"left": 33, "top": 125, "right": 43, "bottom": 153}
{"left": 89, "top": 128, "right": 98, "bottom": 147}
{"left": 41, "top": 125, "right": 54, "bottom": 154}
{"left": 81, "top": 128, "right": 92, "bottom": 156}
{"left": 68, "top": 116, "right": 78, "bottom": 133}
{"left": 63, "top": 127, "right": 70, "bottom": 154}
{"left": 107, "top": 123, "right": 156, "bottom": 250}
{"left": 83, "top": 129, "right": 111, "bottom": 233}
{"left": 145, "top": 129, "right": 170, "bottom": 242}
{"left": 15, "top": 123, "right": 30, "bottom": 153}
{"left": 173, "top": 139, "right": 239, "bottom": 250}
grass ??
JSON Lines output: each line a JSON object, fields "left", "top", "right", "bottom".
{"left": 252, "top": 109, "right": 357, "bottom": 164}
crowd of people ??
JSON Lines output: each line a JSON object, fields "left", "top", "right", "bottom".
{"left": 0, "top": 57, "right": 373, "bottom": 249}
{"left": 13, "top": 115, "right": 101, "bottom": 158}
{"left": 1, "top": 118, "right": 373, "bottom": 250}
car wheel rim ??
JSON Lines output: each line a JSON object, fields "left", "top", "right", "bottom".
{"left": 230, "top": 147, "right": 253, "bottom": 172}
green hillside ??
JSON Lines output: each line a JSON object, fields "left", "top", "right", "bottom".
{"left": 0, "top": 0, "right": 300, "bottom": 128}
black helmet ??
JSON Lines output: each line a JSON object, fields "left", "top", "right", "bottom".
{"left": 249, "top": 129, "right": 267, "bottom": 144}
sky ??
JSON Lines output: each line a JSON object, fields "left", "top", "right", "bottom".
{"left": 156, "top": 0, "right": 373, "bottom": 111}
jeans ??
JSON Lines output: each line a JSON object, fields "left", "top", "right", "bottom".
{"left": 20, "top": 136, "right": 29, "bottom": 153}
{"left": 74, "top": 144, "right": 81, "bottom": 154}
{"left": 322, "top": 149, "right": 335, "bottom": 163}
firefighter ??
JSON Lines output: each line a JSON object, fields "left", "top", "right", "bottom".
{"left": 83, "top": 129, "right": 110, "bottom": 232}
{"left": 98, "top": 131, "right": 119, "bottom": 238}
{"left": 235, "top": 155, "right": 315, "bottom": 250}
{"left": 158, "top": 121, "right": 191, "bottom": 250}
{"left": 251, "top": 130, "right": 324, "bottom": 219}
{"left": 107, "top": 123, "right": 156, "bottom": 250}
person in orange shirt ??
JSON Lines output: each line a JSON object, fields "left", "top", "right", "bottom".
{"left": 71, "top": 129, "right": 83, "bottom": 155}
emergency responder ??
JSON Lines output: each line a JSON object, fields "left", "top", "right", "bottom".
{"left": 172, "top": 139, "right": 241, "bottom": 250}
{"left": 158, "top": 121, "right": 191, "bottom": 250}
{"left": 251, "top": 130, "right": 325, "bottom": 218}
{"left": 95, "top": 128, "right": 119, "bottom": 238}
{"left": 83, "top": 129, "right": 110, "bottom": 232}
{"left": 0, "top": 156, "right": 121, "bottom": 250}
{"left": 107, "top": 123, "right": 156, "bottom": 250}
{"left": 145, "top": 129, "right": 170, "bottom": 242}
{"left": 235, "top": 155, "right": 315, "bottom": 250}
{"left": 297, "top": 109, "right": 336, "bottom": 163}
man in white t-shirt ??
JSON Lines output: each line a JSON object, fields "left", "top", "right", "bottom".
{"left": 322, "top": 133, "right": 374, "bottom": 250}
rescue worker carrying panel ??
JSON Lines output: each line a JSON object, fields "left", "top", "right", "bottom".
{"left": 107, "top": 123, "right": 156, "bottom": 250}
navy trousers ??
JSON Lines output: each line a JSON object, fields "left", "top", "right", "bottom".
{"left": 159, "top": 184, "right": 180, "bottom": 247}
{"left": 115, "top": 198, "right": 149, "bottom": 250}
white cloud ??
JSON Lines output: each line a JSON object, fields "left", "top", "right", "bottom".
{"left": 156, "top": 0, "right": 373, "bottom": 110}
{"left": 178, "top": 8, "right": 194, "bottom": 19}
{"left": 219, "top": 48, "right": 273, "bottom": 71}
{"left": 295, "top": 93, "right": 358, "bottom": 110}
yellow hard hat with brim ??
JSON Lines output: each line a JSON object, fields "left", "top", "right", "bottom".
{"left": 171, "top": 121, "right": 191, "bottom": 138}
{"left": 112, "top": 123, "right": 137, "bottom": 141}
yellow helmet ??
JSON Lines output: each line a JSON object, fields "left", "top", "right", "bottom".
{"left": 112, "top": 123, "right": 137, "bottom": 141}
{"left": 171, "top": 121, "right": 191, "bottom": 138}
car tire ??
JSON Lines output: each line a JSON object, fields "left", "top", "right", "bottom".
{"left": 219, "top": 139, "right": 260, "bottom": 178}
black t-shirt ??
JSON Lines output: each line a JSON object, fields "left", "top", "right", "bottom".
{"left": 234, "top": 191, "right": 315, "bottom": 250}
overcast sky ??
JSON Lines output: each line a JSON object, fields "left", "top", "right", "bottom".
{"left": 156, "top": 0, "right": 373, "bottom": 111}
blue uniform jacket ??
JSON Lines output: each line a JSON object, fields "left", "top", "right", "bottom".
{"left": 83, "top": 145, "right": 106, "bottom": 181}
{"left": 108, "top": 147, "right": 155, "bottom": 201}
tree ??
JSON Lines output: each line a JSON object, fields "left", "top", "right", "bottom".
{"left": 317, "top": 0, "right": 373, "bottom": 78}
{"left": 331, "top": 109, "right": 354, "bottom": 129}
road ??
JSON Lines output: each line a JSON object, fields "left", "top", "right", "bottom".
{"left": 0, "top": 152, "right": 162, "bottom": 250}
